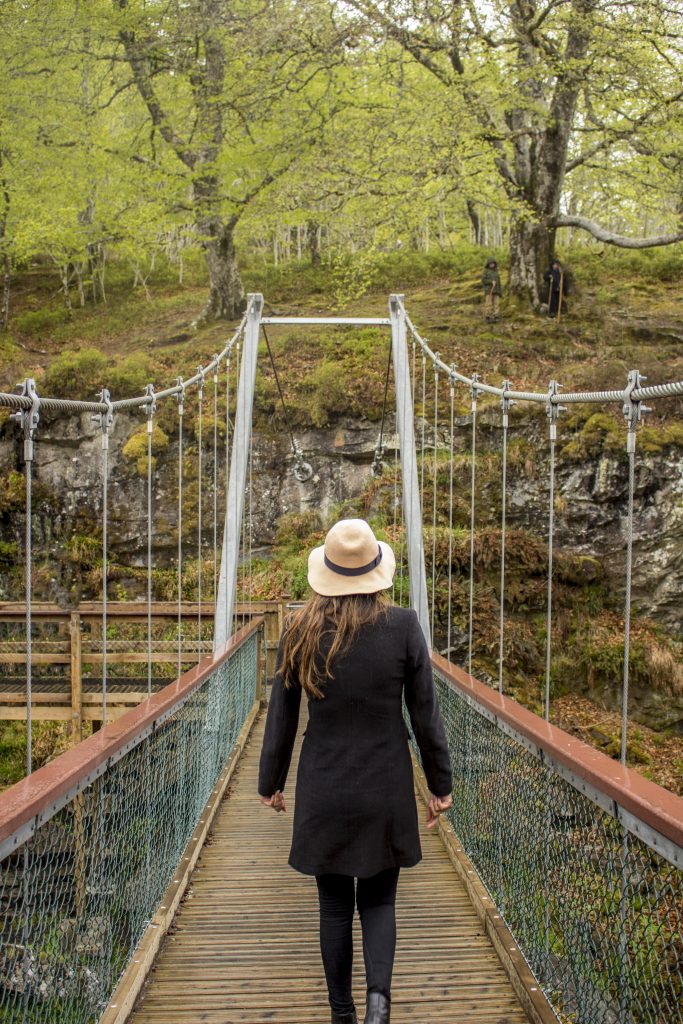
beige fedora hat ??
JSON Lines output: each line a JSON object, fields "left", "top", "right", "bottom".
{"left": 308, "top": 519, "right": 395, "bottom": 597}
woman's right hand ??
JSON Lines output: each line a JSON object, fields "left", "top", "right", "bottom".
{"left": 259, "top": 790, "right": 287, "bottom": 813}
{"left": 426, "top": 793, "right": 452, "bottom": 829}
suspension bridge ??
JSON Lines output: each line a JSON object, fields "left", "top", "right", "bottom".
{"left": 0, "top": 293, "right": 681, "bottom": 1023}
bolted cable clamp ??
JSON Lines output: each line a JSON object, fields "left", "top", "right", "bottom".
{"left": 92, "top": 389, "right": 114, "bottom": 450}
{"left": 470, "top": 372, "right": 480, "bottom": 412}
{"left": 546, "top": 380, "right": 566, "bottom": 441}
{"left": 11, "top": 379, "right": 40, "bottom": 463}
{"left": 500, "top": 379, "right": 515, "bottom": 429}
{"left": 176, "top": 377, "right": 185, "bottom": 417}
{"left": 292, "top": 441, "right": 313, "bottom": 483}
{"left": 433, "top": 353, "right": 441, "bottom": 383}
{"left": 449, "top": 363, "right": 458, "bottom": 394}
{"left": 212, "top": 355, "right": 219, "bottom": 386}
{"left": 196, "top": 365, "right": 205, "bottom": 399}
{"left": 623, "top": 369, "right": 651, "bottom": 453}
{"left": 145, "top": 383, "right": 156, "bottom": 434}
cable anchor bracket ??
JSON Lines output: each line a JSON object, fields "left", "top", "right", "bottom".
{"left": 623, "top": 369, "right": 651, "bottom": 453}
{"left": 500, "top": 379, "right": 515, "bottom": 428}
{"left": 11, "top": 378, "right": 40, "bottom": 463}
{"left": 292, "top": 442, "right": 313, "bottom": 483}
{"left": 470, "top": 372, "right": 480, "bottom": 411}
{"left": 175, "top": 377, "right": 186, "bottom": 417}
{"left": 145, "top": 383, "right": 157, "bottom": 434}
{"left": 546, "top": 380, "right": 566, "bottom": 441}
{"left": 92, "top": 389, "right": 114, "bottom": 450}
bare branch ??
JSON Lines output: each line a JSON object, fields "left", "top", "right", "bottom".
{"left": 554, "top": 214, "right": 683, "bottom": 247}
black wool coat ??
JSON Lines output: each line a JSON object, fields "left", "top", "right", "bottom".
{"left": 258, "top": 606, "right": 453, "bottom": 878}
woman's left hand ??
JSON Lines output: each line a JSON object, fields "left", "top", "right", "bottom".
{"left": 259, "top": 790, "right": 287, "bottom": 813}
{"left": 426, "top": 793, "right": 452, "bottom": 829}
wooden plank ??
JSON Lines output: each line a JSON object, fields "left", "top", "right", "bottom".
{"left": 0, "top": 707, "right": 72, "bottom": 721}
{"left": 100, "top": 699, "right": 261, "bottom": 1024}
{"left": 127, "top": 714, "right": 530, "bottom": 1024}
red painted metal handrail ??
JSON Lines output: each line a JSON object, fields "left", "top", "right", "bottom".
{"left": 432, "top": 652, "right": 683, "bottom": 849}
{"left": 0, "top": 619, "right": 263, "bottom": 848}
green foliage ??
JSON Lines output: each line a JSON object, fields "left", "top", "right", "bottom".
{"left": 14, "top": 306, "right": 71, "bottom": 336}
{"left": 42, "top": 348, "right": 108, "bottom": 400}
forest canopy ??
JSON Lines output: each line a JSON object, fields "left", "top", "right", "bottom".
{"left": 0, "top": 0, "right": 681, "bottom": 322}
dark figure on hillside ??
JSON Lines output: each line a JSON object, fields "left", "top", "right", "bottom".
{"left": 481, "top": 259, "right": 502, "bottom": 322}
{"left": 543, "top": 259, "right": 569, "bottom": 319}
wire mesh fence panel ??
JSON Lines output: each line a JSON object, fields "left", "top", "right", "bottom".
{"left": 0, "top": 630, "right": 258, "bottom": 1024}
{"left": 408, "top": 667, "right": 683, "bottom": 1024}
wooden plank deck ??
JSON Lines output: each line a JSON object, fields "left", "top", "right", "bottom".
{"left": 130, "top": 712, "right": 529, "bottom": 1024}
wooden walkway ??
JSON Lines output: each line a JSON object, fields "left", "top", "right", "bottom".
{"left": 130, "top": 713, "right": 529, "bottom": 1024}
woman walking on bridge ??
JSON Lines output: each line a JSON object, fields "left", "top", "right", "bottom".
{"left": 258, "top": 519, "right": 453, "bottom": 1024}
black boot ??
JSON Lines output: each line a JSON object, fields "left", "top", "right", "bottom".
{"left": 364, "top": 991, "right": 390, "bottom": 1024}
{"left": 331, "top": 1011, "right": 358, "bottom": 1024}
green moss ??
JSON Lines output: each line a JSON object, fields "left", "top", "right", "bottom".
{"left": 639, "top": 421, "right": 683, "bottom": 453}
{"left": 122, "top": 424, "right": 170, "bottom": 476}
{"left": 562, "top": 412, "right": 623, "bottom": 461}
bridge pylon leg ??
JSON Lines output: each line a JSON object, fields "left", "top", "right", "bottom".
{"left": 215, "top": 294, "right": 263, "bottom": 649}
{"left": 389, "top": 294, "right": 431, "bottom": 648}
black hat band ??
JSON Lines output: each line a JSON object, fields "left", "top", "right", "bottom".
{"left": 324, "top": 546, "right": 383, "bottom": 577}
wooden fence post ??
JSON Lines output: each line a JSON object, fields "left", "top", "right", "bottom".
{"left": 69, "top": 612, "right": 82, "bottom": 746}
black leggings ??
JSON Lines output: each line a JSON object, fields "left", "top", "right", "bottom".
{"left": 315, "top": 867, "right": 400, "bottom": 1015}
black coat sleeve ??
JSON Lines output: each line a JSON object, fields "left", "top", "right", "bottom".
{"left": 257, "top": 638, "right": 302, "bottom": 797}
{"left": 404, "top": 611, "right": 453, "bottom": 798}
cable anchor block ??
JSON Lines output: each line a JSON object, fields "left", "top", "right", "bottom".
{"left": 546, "top": 380, "right": 566, "bottom": 441}
{"left": 623, "top": 369, "right": 651, "bottom": 453}
{"left": 292, "top": 442, "right": 313, "bottom": 483}
{"left": 500, "top": 379, "right": 515, "bottom": 429}
{"left": 92, "top": 389, "right": 114, "bottom": 450}
{"left": 11, "top": 378, "right": 40, "bottom": 463}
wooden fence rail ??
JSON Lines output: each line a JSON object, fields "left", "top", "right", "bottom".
{"left": 0, "top": 600, "right": 288, "bottom": 738}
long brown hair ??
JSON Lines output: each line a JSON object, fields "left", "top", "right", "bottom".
{"left": 280, "top": 592, "right": 389, "bottom": 698}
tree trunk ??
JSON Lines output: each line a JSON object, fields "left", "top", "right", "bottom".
{"left": 308, "top": 219, "right": 321, "bottom": 266}
{"left": 466, "top": 201, "right": 483, "bottom": 245}
{"left": 1, "top": 254, "right": 9, "bottom": 332}
{"left": 509, "top": 218, "right": 556, "bottom": 307}
{"left": 196, "top": 216, "right": 246, "bottom": 322}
